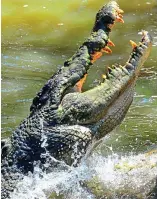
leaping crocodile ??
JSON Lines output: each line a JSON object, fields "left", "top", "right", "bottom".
{"left": 1, "top": 1, "right": 153, "bottom": 198}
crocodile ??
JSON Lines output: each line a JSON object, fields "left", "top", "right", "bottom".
{"left": 1, "top": 1, "right": 153, "bottom": 198}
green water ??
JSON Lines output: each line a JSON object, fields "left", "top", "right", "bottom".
{"left": 2, "top": 0, "right": 157, "bottom": 155}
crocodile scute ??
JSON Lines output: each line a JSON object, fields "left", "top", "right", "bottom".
{"left": 1, "top": 1, "right": 153, "bottom": 198}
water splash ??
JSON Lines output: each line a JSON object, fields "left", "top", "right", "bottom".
{"left": 89, "top": 153, "right": 157, "bottom": 197}
{"left": 153, "top": 37, "right": 157, "bottom": 47}
{"left": 11, "top": 151, "right": 157, "bottom": 199}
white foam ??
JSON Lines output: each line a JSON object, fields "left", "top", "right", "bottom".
{"left": 11, "top": 152, "right": 157, "bottom": 199}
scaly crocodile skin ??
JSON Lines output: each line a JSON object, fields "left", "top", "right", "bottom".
{"left": 1, "top": 1, "right": 152, "bottom": 198}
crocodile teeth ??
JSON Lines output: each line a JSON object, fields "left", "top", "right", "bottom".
{"left": 102, "top": 74, "right": 106, "bottom": 79}
{"left": 118, "top": 14, "right": 123, "bottom": 18}
{"left": 139, "top": 42, "right": 143, "bottom": 46}
{"left": 130, "top": 40, "right": 137, "bottom": 49}
{"left": 117, "top": 8, "right": 124, "bottom": 14}
{"left": 116, "top": 16, "right": 124, "bottom": 23}
{"left": 120, "top": 65, "right": 130, "bottom": 75}
{"left": 112, "top": 65, "right": 116, "bottom": 69}
{"left": 142, "top": 30, "right": 148, "bottom": 36}
{"left": 108, "top": 39, "right": 115, "bottom": 47}
{"left": 101, "top": 46, "right": 112, "bottom": 54}
{"left": 102, "top": 74, "right": 107, "bottom": 82}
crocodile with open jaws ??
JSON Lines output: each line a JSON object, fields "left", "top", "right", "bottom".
{"left": 1, "top": 1, "right": 153, "bottom": 198}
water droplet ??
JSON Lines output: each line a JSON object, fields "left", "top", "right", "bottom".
{"left": 58, "top": 23, "right": 64, "bottom": 26}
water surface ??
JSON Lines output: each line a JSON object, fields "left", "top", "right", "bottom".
{"left": 1, "top": 0, "right": 157, "bottom": 198}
